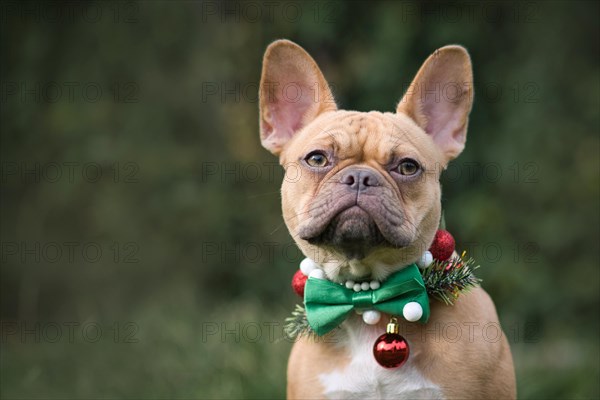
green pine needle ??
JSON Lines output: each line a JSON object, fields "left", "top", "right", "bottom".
{"left": 284, "top": 304, "right": 314, "bottom": 340}
{"left": 421, "top": 255, "right": 481, "bottom": 305}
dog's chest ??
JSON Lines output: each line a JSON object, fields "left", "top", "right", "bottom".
{"left": 318, "top": 320, "right": 444, "bottom": 400}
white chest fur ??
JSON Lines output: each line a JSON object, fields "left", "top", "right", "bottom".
{"left": 318, "top": 319, "right": 444, "bottom": 400}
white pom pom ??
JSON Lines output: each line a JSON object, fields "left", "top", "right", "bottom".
{"left": 353, "top": 283, "right": 361, "bottom": 292}
{"left": 300, "top": 258, "right": 317, "bottom": 276}
{"left": 369, "top": 280, "right": 380, "bottom": 290}
{"left": 362, "top": 310, "right": 381, "bottom": 325}
{"left": 403, "top": 302, "right": 423, "bottom": 322}
{"left": 309, "top": 269, "right": 325, "bottom": 280}
{"left": 361, "top": 282, "right": 370, "bottom": 291}
{"left": 345, "top": 280, "right": 355, "bottom": 289}
{"left": 417, "top": 251, "right": 434, "bottom": 269}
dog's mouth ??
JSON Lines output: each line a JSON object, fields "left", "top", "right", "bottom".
{"left": 306, "top": 206, "right": 388, "bottom": 259}
{"left": 298, "top": 201, "right": 409, "bottom": 260}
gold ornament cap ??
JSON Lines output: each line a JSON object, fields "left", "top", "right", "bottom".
{"left": 386, "top": 317, "right": 399, "bottom": 334}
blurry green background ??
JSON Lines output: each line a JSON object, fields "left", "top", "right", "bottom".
{"left": 1, "top": 1, "right": 598, "bottom": 399}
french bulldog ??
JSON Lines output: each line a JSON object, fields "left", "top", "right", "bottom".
{"left": 258, "top": 39, "right": 516, "bottom": 399}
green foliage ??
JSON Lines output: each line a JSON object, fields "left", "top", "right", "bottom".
{"left": 421, "top": 256, "right": 481, "bottom": 306}
{"left": 284, "top": 304, "right": 313, "bottom": 340}
{"left": 1, "top": 1, "right": 598, "bottom": 399}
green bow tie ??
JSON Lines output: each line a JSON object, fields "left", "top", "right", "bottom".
{"left": 304, "top": 264, "right": 430, "bottom": 336}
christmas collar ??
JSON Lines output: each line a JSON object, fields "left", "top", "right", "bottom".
{"left": 305, "top": 264, "right": 430, "bottom": 336}
{"left": 285, "top": 229, "right": 481, "bottom": 368}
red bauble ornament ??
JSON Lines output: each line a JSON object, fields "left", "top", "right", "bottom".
{"left": 429, "top": 229, "right": 455, "bottom": 261}
{"left": 373, "top": 318, "right": 410, "bottom": 368}
{"left": 291, "top": 270, "right": 308, "bottom": 297}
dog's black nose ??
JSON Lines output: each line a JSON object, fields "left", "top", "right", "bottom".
{"left": 340, "top": 168, "right": 381, "bottom": 191}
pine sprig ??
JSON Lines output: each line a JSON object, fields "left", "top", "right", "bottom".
{"left": 284, "top": 304, "right": 314, "bottom": 340}
{"left": 421, "top": 254, "right": 481, "bottom": 305}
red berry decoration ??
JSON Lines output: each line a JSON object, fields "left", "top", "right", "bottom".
{"left": 291, "top": 270, "right": 308, "bottom": 298}
{"left": 373, "top": 318, "right": 410, "bottom": 368}
{"left": 429, "top": 229, "right": 455, "bottom": 261}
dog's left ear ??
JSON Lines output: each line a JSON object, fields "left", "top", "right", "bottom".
{"left": 397, "top": 46, "right": 474, "bottom": 163}
{"left": 259, "top": 40, "right": 337, "bottom": 156}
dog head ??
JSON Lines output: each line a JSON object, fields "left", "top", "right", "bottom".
{"left": 259, "top": 40, "right": 473, "bottom": 282}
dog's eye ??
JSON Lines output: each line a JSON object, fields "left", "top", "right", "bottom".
{"left": 397, "top": 159, "right": 420, "bottom": 176}
{"left": 305, "top": 151, "right": 329, "bottom": 168}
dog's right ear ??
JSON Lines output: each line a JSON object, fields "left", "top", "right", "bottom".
{"left": 259, "top": 40, "right": 337, "bottom": 156}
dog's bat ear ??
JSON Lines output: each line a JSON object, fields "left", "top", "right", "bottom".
{"left": 397, "top": 45, "right": 474, "bottom": 163}
{"left": 259, "top": 40, "right": 337, "bottom": 156}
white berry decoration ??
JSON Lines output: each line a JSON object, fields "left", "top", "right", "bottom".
{"left": 309, "top": 269, "right": 325, "bottom": 280}
{"left": 300, "top": 258, "right": 317, "bottom": 276}
{"left": 345, "top": 280, "right": 355, "bottom": 289}
{"left": 403, "top": 301, "right": 423, "bottom": 322}
{"left": 417, "top": 251, "right": 434, "bottom": 269}
{"left": 362, "top": 310, "right": 382, "bottom": 325}
{"left": 369, "top": 280, "right": 381, "bottom": 290}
